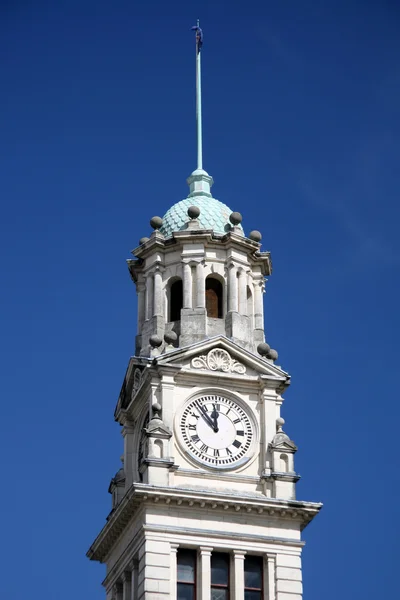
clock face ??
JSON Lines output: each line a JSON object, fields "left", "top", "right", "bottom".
{"left": 179, "top": 394, "right": 254, "bottom": 469}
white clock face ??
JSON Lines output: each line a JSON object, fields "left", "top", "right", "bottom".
{"left": 179, "top": 394, "right": 253, "bottom": 469}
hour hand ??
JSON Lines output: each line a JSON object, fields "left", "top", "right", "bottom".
{"left": 211, "top": 404, "right": 219, "bottom": 432}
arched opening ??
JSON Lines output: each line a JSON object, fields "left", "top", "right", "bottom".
{"left": 153, "top": 439, "right": 163, "bottom": 459}
{"left": 247, "top": 286, "right": 253, "bottom": 320}
{"left": 280, "top": 453, "right": 289, "bottom": 473}
{"left": 169, "top": 279, "right": 183, "bottom": 321}
{"left": 206, "top": 277, "right": 223, "bottom": 318}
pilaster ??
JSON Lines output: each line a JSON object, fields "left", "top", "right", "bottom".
{"left": 233, "top": 550, "right": 246, "bottom": 600}
{"left": 266, "top": 553, "right": 276, "bottom": 600}
{"left": 199, "top": 546, "right": 212, "bottom": 600}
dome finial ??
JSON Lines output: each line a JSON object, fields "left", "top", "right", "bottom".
{"left": 187, "top": 22, "right": 214, "bottom": 199}
{"left": 191, "top": 20, "right": 204, "bottom": 171}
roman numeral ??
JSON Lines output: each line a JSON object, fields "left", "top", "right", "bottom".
{"left": 236, "top": 430, "right": 244, "bottom": 436}
{"left": 187, "top": 424, "right": 196, "bottom": 430}
{"left": 233, "top": 440, "right": 242, "bottom": 448}
{"left": 226, "top": 448, "right": 232, "bottom": 456}
{"left": 233, "top": 418, "right": 241, "bottom": 424}
{"left": 190, "top": 412, "right": 200, "bottom": 419}
{"left": 200, "top": 443, "right": 208, "bottom": 452}
{"left": 213, "top": 449, "right": 220, "bottom": 457}
{"left": 191, "top": 435, "right": 200, "bottom": 443}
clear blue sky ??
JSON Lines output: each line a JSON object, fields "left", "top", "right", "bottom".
{"left": 1, "top": 1, "right": 399, "bottom": 598}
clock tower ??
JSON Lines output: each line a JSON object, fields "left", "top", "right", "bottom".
{"left": 87, "top": 24, "right": 321, "bottom": 600}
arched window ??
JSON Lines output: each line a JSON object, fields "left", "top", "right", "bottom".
{"left": 206, "top": 277, "right": 223, "bottom": 318}
{"left": 169, "top": 279, "right": 183, "bottom": 321}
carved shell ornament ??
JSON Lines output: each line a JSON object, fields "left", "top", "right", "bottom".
{"left": 191, "top": 348, "right": 246, "bottom": 374}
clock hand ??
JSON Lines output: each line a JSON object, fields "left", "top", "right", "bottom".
{"left": 211, "top": 404, "right": 219, "bottom": 432}
{"left": 195, "top": 401, "right": 215, "bottom": 430}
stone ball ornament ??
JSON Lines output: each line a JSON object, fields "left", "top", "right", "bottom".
{"left": 269, "top": 348, "right": 278, "bottom": 362}
{"left": 276, "top": 417, "right": 285, "bottom": 429}
{"left": 229, "top": 211, "right": 243, "bottom": 226}
{"left": 249, "top": 230, "right": 262, "bottom": 243}
{"left": 150, "top": 216, "right": 163, "bottom": 230}
{"left": 187, "top": 205, "right": 201, "bottom": 219}
{"left": 152, "top": 402, "right": 162, "bottom": 414}
{"left": 149, "top": 334, "right": 163, "bottom": 348}
{"left": 164, "top": 330, "right": 178, "bottom": 345}
{"left": 139, "top": 236, "right": 150, "bottom": 245}
{"left": 257, "top": 342, "right": 271, "bottom": 357}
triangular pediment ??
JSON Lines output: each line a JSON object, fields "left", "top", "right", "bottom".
{"left": 154, "top": 335, "right": 290, "bottom": 383}
{"left": 270, "top": 438, "right": 298, "bottom": 452}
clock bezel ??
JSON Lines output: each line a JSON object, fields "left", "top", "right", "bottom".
{"left": 175, "top": 388, "right": 259, "bottom": 472}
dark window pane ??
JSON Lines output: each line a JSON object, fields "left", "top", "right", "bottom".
{"left": 244, "top": 555, "right": 263, "bottom": 589}
{"left": 245, "top": 591, "right": 261, "bottom": 600}
{"left": 211, "top": 553, "right": 229, "bottom": 585}
{"left": 177, "top": 582, "right": 195, "bottom": 600}
{"left": 211, "top": 588, "right": 229, "bottom": 600}
{"left": 177, "top": 550, "right": 196, "bottom": 583}
{"left": 170, "top": 279, "right": 183, "bottom": 321}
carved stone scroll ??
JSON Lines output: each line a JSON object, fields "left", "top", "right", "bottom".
{"left": 191, "top": 348, "right": 246, "bottom": 374}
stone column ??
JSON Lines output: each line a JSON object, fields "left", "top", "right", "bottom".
{"left": 238, "top": 269, "right": 247, "bottom": 315}
{"left": 145, "top": 272, "right": 154, "bottom": 320}
{"left": 265, "top": 553, "right": 276, "bottom": 600}
{"left": 228, "top": 263, "right": 238, "bottom": 312}
{"left": 122, "top": 571, "right": 132, "bottom": 600}
{"left": 233, "top": 550, "right": 246, "bottom": 600}
{"left": 130, "top": 560, "right": 138, "bottom": 600}
{"left": 183, "top": 262, "right": 193, "bottom": 309}
{"left": 196, "top": 261, "right": 205, "bottom": 309}
{"left": 199, "top": 546, "right": 212, "bottom": 600}
{"left": 170, "top": 544, "right": 179, "bottom": 600}
{"left": 137, "top": 283, "right": 146, "bottom": 330}
{"left": 254, "top": 278, "right": 264, "bottom": 330}
{"left": 153, "top": 268, "right": 163, "bottom": 317}
{"left": 122, "top": 421, "right": 135, "bottom": 487}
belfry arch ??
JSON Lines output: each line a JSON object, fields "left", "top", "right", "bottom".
{"left": 205, "top": 276, "right": 223, "bottom": 318}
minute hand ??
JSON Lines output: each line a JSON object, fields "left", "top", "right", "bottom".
{"left": 196, "top": 402, "right": 215, "bottom": 430}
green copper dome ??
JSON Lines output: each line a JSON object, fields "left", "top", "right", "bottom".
{"left": 160, "top": 196, "right": 242, "bottom": 237}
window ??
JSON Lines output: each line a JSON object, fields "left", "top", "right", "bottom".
{"left": 211, "top": 553, "right": 230, "bottom": 600}
{"left": 206, "top": 277, "right": 223, "bottom": 318}
{"left": 170, "top": 279, "right": 183, "bottom": 321}
{"left": 177, "top": 549, "right": 196, "bottom": 600}
{"left": 244, "top": 555, "right": 263, "bottom": 600}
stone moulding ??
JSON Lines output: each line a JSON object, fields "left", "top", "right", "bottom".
{"left": 86, "top": 484, "right": 322, "bottom": 563}
{"left": 191, "top": 348, "right": 246, "bottom": 374}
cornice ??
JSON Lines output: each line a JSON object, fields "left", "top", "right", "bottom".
{"left": 129, "top": 229, "right": 271, "bottom": 275}
{"left": 87, "top": 483, "right": 322, "bottom": 563}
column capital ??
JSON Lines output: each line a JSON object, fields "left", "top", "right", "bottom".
{"left": 233, "top": 550, "right": 246, "bottom": 558}
{"left": 121, "top": 570, "right": 131, "bottom": 583}
{"left": 265, "top": 552, "right": 276, "bottom": 560}
{"left": 170, "top": 543, "right": 179, "bottom": 552}
{"left": 199, "top": 546, "right": 213, "bottom": 555}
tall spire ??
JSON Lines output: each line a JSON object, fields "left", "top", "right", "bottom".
{"left": 195, "top": 19, "right": 203, "bottom": 170}
{"left": 188, "top": 21, "right": 214, "bottom": 199}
